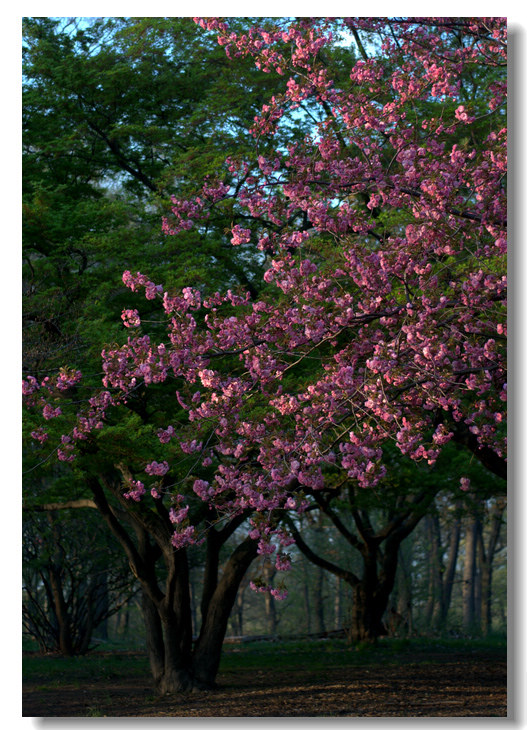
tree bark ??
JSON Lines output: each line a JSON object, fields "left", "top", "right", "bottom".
{"left": 87, "top": 473, "right": 258, "bottom": 693}
{"left": 48, "top": 565, "right": 74, "bottom": 656}
{"left": 350, "top": 547, "right": 388, "bottom": 642}
{"left": 302, "top": 557, "right": 312, "bottom": 633}
{"left": 192, "top": 536, "right": 259, "bottom": 686}
{"left": 478, "top": 499, "right": 505, "bottom": 635}
{"left": 334, "top": 576, "right": 343, "bottom": 631}
{"left": 263, "top": 562, "right": 278, "bottom": 635}
{"left": 462, "top": 513, "right": 480, "bottom": 633}
{"left": 395, "top": 544, "right": 413, "bottom": 636}
{"left": 442, "top": 513, "right": 461, "bottom": 624}
{"left": 142, "top": 590, "right": 165, "bottom": 686}
{"left": 46, "top": 514, "right": 74, "bottom": 656}
{"left": 424, "top": 513, "right": 445, "bottom": 631}
{"left": 313, "top": 565, "right": 326, "bottom": 634}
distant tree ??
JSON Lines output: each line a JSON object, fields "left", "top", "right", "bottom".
{"left": 22, "top": 507, "right": 136, "bottom": 654}
{"left": 477, "top": 497, "right": 506, "bottom": 636}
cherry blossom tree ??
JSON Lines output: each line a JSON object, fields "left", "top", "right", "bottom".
{"left": 24, "top": 17, "right": 506, "bottom": 689}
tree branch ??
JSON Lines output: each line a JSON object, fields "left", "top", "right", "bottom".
{"left": 23, "top": 499, "right": 98, "bottom": 511}
{"left": 284, "top": 516, "right": 359, "bottom": 585}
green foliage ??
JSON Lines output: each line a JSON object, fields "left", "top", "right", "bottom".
{"left": 22, "top": 16, "right": 288, "bottom": 379}
{"left": 22, "top": 16, "right": 291, "bottom": 513}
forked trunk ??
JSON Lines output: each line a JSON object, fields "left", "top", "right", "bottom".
{"left": 140, "top": 536, "right": 258, "bottom": 693}
{"left": 350, "top": 539, "right": 399, "bottom": 643}
{"left": 88, "top": 474, "right": 258, "bottom": 694}
{"left": 192, "top": 536, "right": 259, "bottom": 686}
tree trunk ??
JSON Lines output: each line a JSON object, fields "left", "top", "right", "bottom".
{"left": 350, "top": 583, "right": 386, "bottom": 642}
{"left": 263, "top": 562, "right": 278, "bottom": 635}
{"left": 156, "top": 610, "right": 194, "bottom": 694}
{"left": 48, "top": 565, "right": 74, "bottom": 656}
{"left": 441, "top": 513, "right": 461, "bottom": 624}
{"left": 142, "top": 591, "right": 165, "bottom": 686}
{"left": 286, "top": 491, "right": 433, "bottom": 644}
{"left": 302, "top": 557, "right": 312, "bottom": 633}
{"left": 350, "top": 549, "right": 387, "bottom": 642}
{"left": 313, "top": 565, "right": 326, "bottom": 634}
{"left": 189, "top": 569, "right": 198, "bottom": 638}
{"left": 478, "top": 500, "right": 505, "bottom": 636}
{"left": 395, "top": 544, "right": 412, "bottom": 636}
{"left": 334, "top": 576, "right": 343, "bottom": 631}
{"left": 462, "top": 514, "right": 480, "bottom": 633}
{"left": 429, "top": 514, "right": 445, "bottom": 630}
{"left": 232, "top": 585, "right": 245, "bottom": 636}
{"left": 141, "top": 536, "right": 258, "bottom": 694}
{"left": 192, "top": 536, "right": 259, "bottom": 686}
{"left": 88, "top": 473, "right": 258, "bottom": 694}
{"left": 47, "top": 514, "right": 74, "bottom": 656}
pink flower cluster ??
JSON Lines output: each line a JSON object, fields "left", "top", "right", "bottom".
{"left": 121, "top": 309, "right": 141, "bottom": 328}
{"left": 124, "top": 480, "right": 146, "bottom": 502}
{"left": 145, "top": 460, "right": 170, "bottom": 476}
{"left": 25, "top": 17, "right": 506, "bottom": 570}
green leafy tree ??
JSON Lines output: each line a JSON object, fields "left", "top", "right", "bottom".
{"left": 23, "top": 16, "right": 506, "bottom": 689}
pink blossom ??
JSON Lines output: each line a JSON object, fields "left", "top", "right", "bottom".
{"left": 121, "top": 309, "right": 141, "bottom": 328}
{"left": 26, "top": 18, "right": 506, "bottom": 587}
{"left": 42, "top": 404, "right": 62, "bottom": 420}
{"left": 169, "top": 505, "right": 189, "bottom": 524}
{"left": 30, "top": 427, "right": 49, "bottom": 443}
{"left": 230, "top": 225, "right": 252, "bottom": 246}
{"left": 460, "top": 477, "right": 471, "bottom": 492}
{"left": 124, "top": 480, "right": 146, "bottom": 502}
{"left": 22, "top": 376, "right": 40, "bottom": 396}
{"left": 171, "top": 525, "right": 196, "bottom": 548}
{"left": 145, "top": 460, "right": 170, "bottom": 476}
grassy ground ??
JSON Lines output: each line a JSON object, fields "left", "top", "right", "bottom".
{"left": 23, "top": 635, "right": 507, "bottom": 717}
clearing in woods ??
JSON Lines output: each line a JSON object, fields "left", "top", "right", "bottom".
{"left": 22, "top": 637, "right": 507, "bottom": 717}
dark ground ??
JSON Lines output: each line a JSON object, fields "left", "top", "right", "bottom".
{"left": 22, "top": 638, "right": 507, "bottom": 717}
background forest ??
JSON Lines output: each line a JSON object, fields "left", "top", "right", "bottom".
{"left": 22, "top": 16, "right": 506, "bottom": 680}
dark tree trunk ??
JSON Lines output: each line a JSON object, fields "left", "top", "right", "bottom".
{"left": 395, "top": 544, "right": 413, "bottom": 636}
{"left": 349, "top": 543, "right": 398, "bottom": 643}
{"left": 423, "top": 516, "right": 437, "bottom": 628}
{"left": 421, "top": 506, "right": 461, "bottom": 631}
{"left": 302, "top": 557, "right": 312, "bottom": 633}
{"left": 47, "top": 514, "right": 74, "bottom": 656}
{"left": 142, "top": 591, "right": 166, "bottom": 686}
{"left": 350, "top": 583, "right": 387, "bottom": 642}
{"left": 48, "top": 565, "right": 74, "bottom": 656}
{"left": 93, "top": 571, "right": 109, "bottom": 641}
{"left": 263, "top": 562, "right": 278, "bottom": 635}
{"left": 313, "top": 565, "right": 326, "bottom": 634}
{"left": 88, "top": 473, "right": 258, "bottom": 694}
{"left": 232, "top": 580, "right": 248, "bottom": 636}
{"left": 192, "top": 536, "right": 259, "bottom": 686}
{"left": 157, "top": 607, "right": 194, "bottom": 694}
{"left": 189, "top": 569, "right": 198, "bottom": 638}
{"left": 462, "top": 514, "right": 480, "bottom": 633}
{"left": 478, "top": 500, "right": 505, "bottom": 636}
{"left": 286, "top": 488, "right": 434, "bottom": 644}
{"left": 334, "top": 576, "right": 343, "bottom": 631}
{"left": 429, "top": 514, "right": 445, "bottom": 630}
{"left": 441, "top": 513, "right": 461, "bottom": 624}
